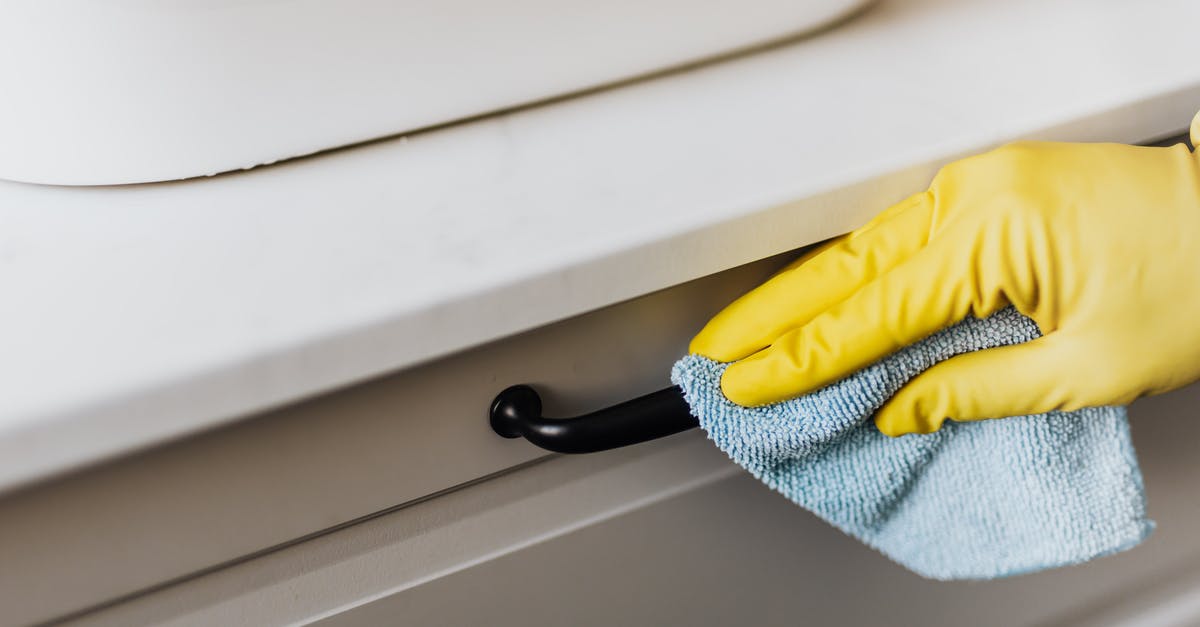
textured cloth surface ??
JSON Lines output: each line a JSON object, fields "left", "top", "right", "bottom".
{"left": 671, "top": 307, "right": 1152, "bottom": 580}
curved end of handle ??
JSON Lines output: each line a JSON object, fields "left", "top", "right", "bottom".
{"left": 489, "top": 384, "right": 542, "bottom": 439}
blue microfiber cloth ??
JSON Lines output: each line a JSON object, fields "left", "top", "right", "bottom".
{"left": 671, "top": 306, "right": 1153, "bottom": 580}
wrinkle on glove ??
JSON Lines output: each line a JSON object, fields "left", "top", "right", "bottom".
{"left": 672, "top": 307, "right": 1152, "bottom": 580}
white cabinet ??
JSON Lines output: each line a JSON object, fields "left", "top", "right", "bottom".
{"left": 8, "top": 238, "right": 1200, "bottom": 625}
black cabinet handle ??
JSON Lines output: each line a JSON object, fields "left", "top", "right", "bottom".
{"left": 489, "top": 385, "right": 698, "bottom": 453}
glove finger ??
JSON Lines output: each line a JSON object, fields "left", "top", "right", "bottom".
{"left": 873, "top": 335, "right": 1084, "bottom": 436}
{"left": 771, "top": 190, "right": 933, "bottom": 275}
{"left": 690, "top": 192, "right": 933, "bottom": 363}
{"left": 720, "top": 233, "right": 998, "bottom": 407}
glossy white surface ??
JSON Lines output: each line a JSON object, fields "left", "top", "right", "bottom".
{"left": 0, "top": 0, "right": 869, "bottom": 185}
{"left": 1, "top": 0, "right": 1198, "bottom": 491}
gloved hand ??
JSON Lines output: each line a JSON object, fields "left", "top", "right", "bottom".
{"left": 690, "top": 112, "right": 1200, "bottom": 436}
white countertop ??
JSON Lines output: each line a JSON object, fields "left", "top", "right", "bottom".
{"left": 2, "top": 0, "right": 1198, "bottom": 492}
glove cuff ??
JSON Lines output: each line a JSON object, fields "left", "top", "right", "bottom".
{"left": 1191, "top": 109, "right": 1199, "bottom": 150}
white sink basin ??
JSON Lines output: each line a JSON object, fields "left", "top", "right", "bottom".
{"left": 0, "top": 0, "right": 870, "bottom": 185}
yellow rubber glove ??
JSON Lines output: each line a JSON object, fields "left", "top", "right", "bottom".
{"left": 691, "top": 112, "right": 1200, "bottom": 436}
